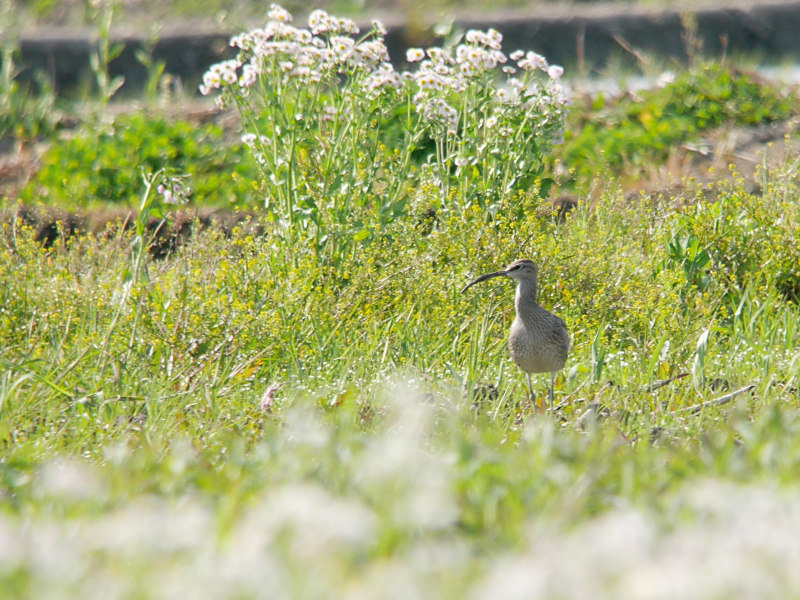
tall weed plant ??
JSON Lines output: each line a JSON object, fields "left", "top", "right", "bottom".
{"left": 201, "top": 4, "right": 567, "bottom": 263}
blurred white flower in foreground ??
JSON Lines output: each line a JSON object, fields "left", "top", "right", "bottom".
{"left": 472, "top": 479, "right": 800, "bottom": 600}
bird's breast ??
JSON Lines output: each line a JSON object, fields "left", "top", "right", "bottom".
{"left": 508, "top": 314, "right": 569, "bottom": 374}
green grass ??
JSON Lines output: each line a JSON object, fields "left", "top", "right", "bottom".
{"left": 3, "top": 157, "right": 800, "bottom": 596}
{"left": 558, "top": 63, "right": 797, "bottom": 187}
{"left": 20, "top": 113, "right": 261, "bottom": 210}
{"left": 3, "top": 59, "right": 800, "bottom": 597}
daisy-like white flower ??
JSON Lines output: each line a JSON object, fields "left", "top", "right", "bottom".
{"left": 416, "top": 72, "right": 438, "bottom": 89}
{"left": 336, "top": 17, "right": 359, "bottom": 34}
{"left": 199, "top": 59, "right": 241, "bottom": 93}
{"left": 466, "top": 47, "right": 483, "bottom": 64}
{"left": 547, "top": 65, "right": 564, "bottom": 79}
{"left": 440, "top": 103, "right": 457, "bottom": 123}
{"left": 230, "top": 32, "right": 252, "bottom": 50}
{"left": 268, "top": 3, "right": 292, "bottom": 23}
{"left": 517, "top": 51, "right": 547, "bottom": 71}
{"left": 371, "top": 19, "right": 387, "bottom": 35}
{"left": 308, "top": 9, "right": 330, "bottom": 33}
{"left": 291, "top": 66, "right": 312, "bottom": 80}
{"left": 331, "top": 36, "right": 355, "bottom": 58}
{"left": 239, "top": 64, "right": 259, "bottom": 87}
{"left": 363, "top": 64, "right": 404, "bottom": 97}
{"left": 491, "top": 50, "right": 507, "bottom": 64}
{"left": 357, "top": 40, "right": 389, "bottom": 64}
{"left": 406, "top": 48, "right": 425, "bottom": 62}
{"left": 432, "top": 63, "right": 451, "bottom": 76}
{"left": 199, "top": 72, "right": 220, "bottom": 95}
{"left": 508, "top": 78, "right": 524, "bottom": 93}
{"left": 486, "top": 28, "right": 503, "bottom": 49}
{"left": 465, "top": 30, "right": 486, "bottom": 45}
{"left": 427, "top": 47, "right": 453, "bottom": 65}
{"left": 294, "top": 29, "right": 312, "bottom": 44}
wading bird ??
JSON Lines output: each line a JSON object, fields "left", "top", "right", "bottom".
{"left": 462, "top": 259, "right": 569, "bottom": 409}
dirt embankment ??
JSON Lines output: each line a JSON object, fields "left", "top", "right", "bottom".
{"left": 2, "top": 202, "right": 262, "bottom": 258}
{"left": 15, "top": 1, "right": 800, "bottom": 95}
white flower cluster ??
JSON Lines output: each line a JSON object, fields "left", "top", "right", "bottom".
{"left": 198, "top": 5, "right": 569, "bottom": 209}
{"left": 199, "top": 4, "right": 401, "bottom": 100}
{"left": 364, "top": 64, "right": 403, "bottom": 98}
{"left": 199, "top": 59, "right": 241, "bottom": 95}
{"left": 200, "top": 6, "right": 568, "bottom": 134}
{"left": 405, "top": 28, "right": 568, "bottom": 134}
{"left": 307, "top": 8, "right": 359, "bottom": 35}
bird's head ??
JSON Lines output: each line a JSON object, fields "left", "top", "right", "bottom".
{"left": 460, "top": 259, "right": 538, "bottom": 293}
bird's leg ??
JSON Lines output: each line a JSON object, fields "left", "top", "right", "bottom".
{"left": 526, "top": 373, "right": 536, "bottom": 413}
{"left": 548, "top": 371, "right": 556, "bottom": 411}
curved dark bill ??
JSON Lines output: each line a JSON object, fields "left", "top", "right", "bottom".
{"left": 460, "top": 270, "right": 507, "bottom": 293}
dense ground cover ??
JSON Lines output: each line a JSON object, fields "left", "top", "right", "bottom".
{"left": 4, "top": 150, "right": 800, "bottom": 597}
{"left": 3, "top": 4, "right": 800, "bottom": 598}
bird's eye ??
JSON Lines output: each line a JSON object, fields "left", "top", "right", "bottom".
{"left": 509, "top": 264, "right": 521, "bottom": 271}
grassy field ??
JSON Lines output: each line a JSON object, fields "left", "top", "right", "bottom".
{"left": 3, "top": 4, "right": 800, "bottom": 597}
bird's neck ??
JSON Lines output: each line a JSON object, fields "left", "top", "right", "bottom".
{"left": 515, "top": 280, "right": 539, "bottom": 314}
